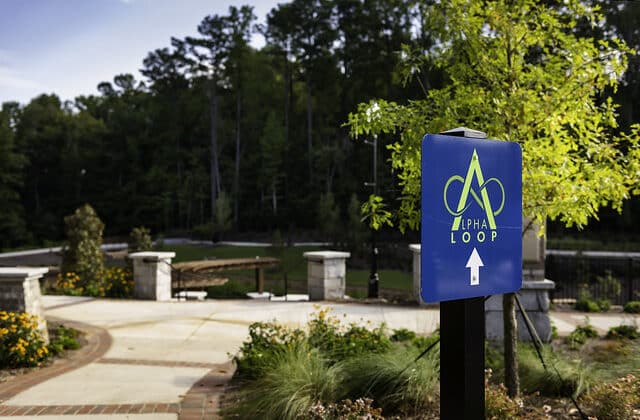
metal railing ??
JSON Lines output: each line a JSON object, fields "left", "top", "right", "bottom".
{"left": 545, "top": 250, "right": 640, "bottom": 304}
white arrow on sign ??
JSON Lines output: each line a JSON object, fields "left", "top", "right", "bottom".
{"left": 465, "top": 248, "right": 484, "bottom": 286}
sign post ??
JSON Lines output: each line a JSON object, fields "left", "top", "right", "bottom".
{"left": 421, "top": 128, "right": 522, "bottom": 419}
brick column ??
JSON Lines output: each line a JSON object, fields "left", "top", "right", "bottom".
{"left": 303, "top": 251, "right": 350, "bottom": 301}
{"left": 129, "top": 252, "right": 175, "bottom": 301}
{"left": 0, "top": 267, "right": 49, "bottom": 343}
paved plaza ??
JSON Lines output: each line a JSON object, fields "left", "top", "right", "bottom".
{"left": 0, "top": 295, "right": 637, "bottom": 419}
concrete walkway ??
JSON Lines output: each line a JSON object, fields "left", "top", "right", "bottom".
{"left": 0, "top": 296, "right": 637, "bottom": 419}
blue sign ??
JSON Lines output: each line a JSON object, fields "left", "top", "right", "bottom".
{"left": 421, "top": 133, "right": 522, "bottom": 302}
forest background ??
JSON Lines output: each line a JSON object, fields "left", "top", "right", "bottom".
{"left": 1, "top": 0, "right": 639, "bottom": 250}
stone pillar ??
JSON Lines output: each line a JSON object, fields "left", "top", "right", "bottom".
{"left": 129, "top": 252, "right": 175, "bottom": 301}
{"left": 303, "top": 251, "right": 350, "bottom": 301}
{"left": 0, "top": 267, "right": 49, "bottom": 343}
{"left": 409, "top": 244, "right": 421, "bottom": 303}
{"left": 485, "top": 280, "right": 556, "bottom": 342}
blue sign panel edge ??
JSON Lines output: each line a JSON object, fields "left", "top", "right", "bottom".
{"left": 420, "top": 133, "right": 522, "bottom": 303}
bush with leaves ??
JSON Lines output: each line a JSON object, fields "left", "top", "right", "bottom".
{"left": 575, "top": 284, "right": 609, "bottom": 312}
{"left": 128, "top": 226, "right": 152, "bottom": 253}
{"left": 0, "top": 311, "right": 49, "bottom": 368}
{"left": 48, "top": 325, "right": 80, "bottom": 356}
{"left": 565, "top": 321, "right": 599, "bottom": 349}
{"left": 485, "top": 369, "right": 520, "bottom": 420}
{"left": 307, "top": 307, "right": 391, "bottom": 363}
{"left": 234, "top": 321, "right": 306, "bottom": 379}
{"left": 606, "top": 324, "right": 639, "bottom": 340}
{"left": 623, "top": 301, "right": 640, "bottom": 314}
{"left": 582, "top": 374, "right": 640, "bottom": 420}
{"left": 60, "top": 204, "right": 105, "bottom": 287}
{"left": 55, "top": 268, "right": 133, "bottom": 298}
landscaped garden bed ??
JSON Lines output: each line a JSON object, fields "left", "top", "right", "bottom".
{"left": 221, "top": 307, "right": 640, "bottom": 419}
{"left": 0, "top": 313, "right": 82, "bottom": 383}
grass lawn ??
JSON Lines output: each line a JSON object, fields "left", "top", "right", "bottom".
{"left": 155, "top": 243, "right": 413, "bottom": 299}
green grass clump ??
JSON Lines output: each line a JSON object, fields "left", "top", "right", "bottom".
{"left": 565, "top": 322, "right": 599, "bottom": 349}
{"left": 229, "top": 344, "right": 345, "bottom": 420}
{"left": 623, "top": 301, "right": 640, "bottom": 313}
{"left": 518, "top": 345, "right": 593, "bottom": 398}
{"left": 606, "top": 324, "right": 639, "bottom": 340}
{"left": 48, "top": 325, "right": 80, "bottom": 356}
{"left": 342, "top": 344, "right": 439, "bottom": 416}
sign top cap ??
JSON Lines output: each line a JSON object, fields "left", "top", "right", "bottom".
{"left": 439, "top": 127, "right": 488, "bottom": 139}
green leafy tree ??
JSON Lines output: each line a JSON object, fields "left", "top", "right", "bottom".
{"left": 349, "top": 0, "right": 640, "bottom": 396}
{"left": 61, "top": 204, "right": 105, "bottom": 286}
{"left": 0, "top": 102, "right": 28, "bottom": 249}
{"left": 260, "top": 111, "right": 286, "bottom": 215}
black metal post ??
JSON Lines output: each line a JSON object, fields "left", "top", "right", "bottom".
{"left": 369, "top": 230, "right": 379, "bottom": 298}
{"left": 628, "top": 257, "right": 634, "bottom": 303}
{"left": 365, "top": 135, "right": 379, "bottom": 299}
{"left": 440, "top": 297, "right": 486, "bottom": 420}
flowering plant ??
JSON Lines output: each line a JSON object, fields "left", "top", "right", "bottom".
{"left": 0, "top": 311, "right": 49, "bottom": 368}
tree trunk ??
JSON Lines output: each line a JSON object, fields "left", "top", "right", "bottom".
{"left": 305, "top": 72, "right": 313, "bottom": 184}
{"left": 234, "top": 91, "right": 241, "bottom": 227}
{"left": 284, "top": 50, "right": 290, "bottom": 148}
{"left": 503, "top": 292, "right": 520, "bottom": 397}
{"left": 272, "top": 180, "right": 277, "bottom": 216}
{"left": 208, "top": 79, "right": 221, "bottom": 223}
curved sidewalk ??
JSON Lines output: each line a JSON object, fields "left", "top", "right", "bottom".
{"left": 0, "top": 296, "right": 441, "bottom": 419}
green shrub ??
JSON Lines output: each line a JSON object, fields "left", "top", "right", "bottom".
{"left": 390, "top": 328, "right": 416, "bottom": 342}
{"left": 596, "top": 270, "right": 621, "bottom": 302}
{"left": 0, "top": 311, "right": 49, "bottom": 368}
{"left": 234, "top": 321, "right": 306, "bottom": 379}
{"left": 606, "top": 324, "right": 639, "bottom": 340}
{"left": 623, "top": 301, "right": 640, "bottom": 313}
{"left": 342, "top": 344, "right": 439, "bottom": 416}
{"left": 56, "top": 268, "right": 133, "bottom": 298}
{"left": 485, "top": 369, "right": 520, "bottom": 420}
{"left": 582, "top": 374, "right": 640, "bottom": 420}
{"left": 518, "top": 345, "right": 592, "bottom": 398}
{"left": 48, "top": 325, "right": 80, "bottom": 356}
{"left": 574, "top": 298, "right": 601, "bottom": 312}
{"left": 230, "top": 345, "right": 345, "bottom": 420}
{"left": 306, "top": 398, "right": 384, "bottom": 420}
{"left": 596, "top": 298, "right": 611, "bottom": 312}
{"left": 565, "top": 321, "right": 599, "bottom": 349}
{"left": 307, "top": 307, "right": 391, "bottom": 363}
{"left": 128, "top": 226, "right": 152, "bottom": 252}
{"left": 61, "top": 204, "right": 105, "bottom": 287}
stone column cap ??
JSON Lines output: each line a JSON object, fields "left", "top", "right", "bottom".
{"left": 409, "top": 244, "right": 421, "bottom": 253}
{"left": 303, "top": 251, "right": 351, "bottom": 261}
{"left": 129, "top": 251, "right": 176, "bottom": 260}
{"left": 521, "top": 279, "right": 555, "bottom": 290}
{"left": 0, "top": 267, "right": 49, "bottom": 280}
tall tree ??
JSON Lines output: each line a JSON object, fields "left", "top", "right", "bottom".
{"left": 0, "top": 102, "right": 28, "bottom": 248}
{"left": 349, "top": 0, "right": 640, "bottom": 396}
{"left": 185, "top": 14, "right": 232, "bottom": 228}
{"left": 287, "top": 0, "right": 336, "bottom": 184}
{"left": 226, "top": 5, "right": 256, "bottom": 226}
